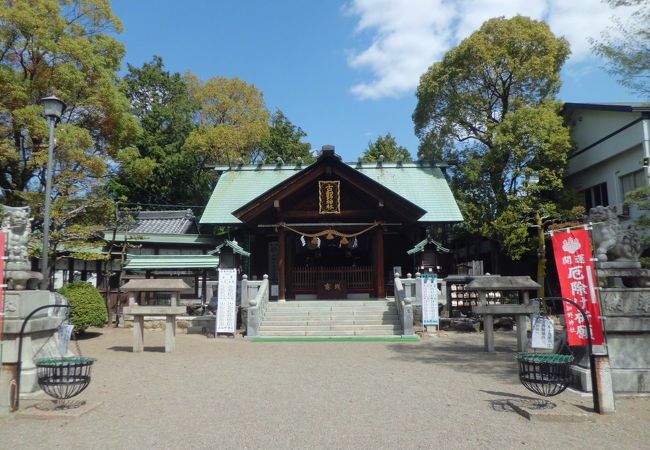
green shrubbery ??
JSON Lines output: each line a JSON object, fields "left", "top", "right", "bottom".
{"left": 58, "top": 281, "right": 108, "bottom": 333}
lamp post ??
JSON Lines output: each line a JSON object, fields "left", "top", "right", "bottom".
{"left": 40, "top": 95, "right": 66, "bottom": 290}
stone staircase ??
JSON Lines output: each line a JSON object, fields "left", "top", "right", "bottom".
{"left": 257, "top": 300, "right": 402, "bottom": 337}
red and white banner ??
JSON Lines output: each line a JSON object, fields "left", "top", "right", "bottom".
{"left": 551, "top": 228, "right": 605, "bottom": 346}
{"left": 0, "top": 231, "right": 6, "bottom": 342}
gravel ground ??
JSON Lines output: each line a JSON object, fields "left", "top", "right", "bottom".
{"left": 0, "top": 327, "right": 648, "bottom": 450}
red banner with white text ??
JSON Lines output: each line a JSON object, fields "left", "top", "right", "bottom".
{"left": 551, "top": 228, "right": 605, "bottom": 346}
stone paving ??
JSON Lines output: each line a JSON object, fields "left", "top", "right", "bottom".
{"left": 0, "top": 327, "right": 648, "bottom": 449}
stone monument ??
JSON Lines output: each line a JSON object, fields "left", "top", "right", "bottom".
{"left": 571, "top": 206, "right": 649, "bottom": 393}
{"left": 1, "top": 205, "right": 66, "bottom": 415}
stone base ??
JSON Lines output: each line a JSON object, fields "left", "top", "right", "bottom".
{"left": 570, "top": 365, "right": 650, "bottom": 393}
{"left": 0, "top": 291, "right": 68, "bottom": 397}
{"left": 122, "top": 315, "right": 216, "bottom": 334}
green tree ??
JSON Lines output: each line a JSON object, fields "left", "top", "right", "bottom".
{"left": 360, "top": 133, "right": 412, "bottom": 163}
{"left": 591, "top": 0, "right": 650, "bottom": 98}
{"left": 257, "top": 110, "right": 314, "bottom": 164}
{"left": 0, "top": 0, "right": 139, "bottom": 278}
{"left": 183, "top": 75, "right": 270, "bottom": 165}
{"left": 58, "top": 281, "right": 108, "bottom": 333}
{"left": 413, "top": 16, "right": 573, "bottom": 287}
{"left": 110, "top": 56, "right": 215, "bottom": 207}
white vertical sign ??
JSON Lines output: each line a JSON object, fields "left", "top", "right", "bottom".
{"left": 420, "top": 274, "right": 439, "bottom": 326}
{"left": 531, "top": 316, "right": 555, "bottom": 349}
{"left": 216, "top": 268, "right": 238, "bottom": 334}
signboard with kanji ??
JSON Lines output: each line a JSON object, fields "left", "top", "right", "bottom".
{"left": 531, "top": 316, "right": 554, "bottom": 349}
{"left": 420, "top": 273, "right": 439, "bottom": 326}
{"left": 318, "top": 180, "right": 341, "bottom": 214}
{"left": 216, "top": 268, "right": 238, "bottom": 334}
{"left": 551, "top": 228, "right": 605, "bottom": 346}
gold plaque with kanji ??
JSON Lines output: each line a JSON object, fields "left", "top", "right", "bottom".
{"left": 318, "top": 180, "right": 340, "bottom": 214}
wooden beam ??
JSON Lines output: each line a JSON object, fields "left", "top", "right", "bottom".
{"left": 278, "top": 228, "right": 286, "bottom": 301}
{"left": 281, "top": 209, "right": 379, "bottom": 219}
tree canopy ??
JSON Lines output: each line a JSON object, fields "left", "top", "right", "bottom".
{"left": 360, "top": 133, "right": 412, "bottom": 163}
{"left": 0, "top": 0, "right": 139, "bottom": 267}
{"left": 110, "top": 56, "right": 214, "bottom": 207}
{"left": 413, "top": 16, "right": 573, "bottom": 267}
{"left": 183, "top": 75, "right": 270, "bottom": 166}
{"left": 591, "top": 0, "right": 650, "bottom": 98}
{"left": 257, "top": 110, "right": 313, "bottom": 164}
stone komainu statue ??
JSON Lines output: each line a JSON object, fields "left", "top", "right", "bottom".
{"left": 588, "top": 205, "right": 644, "bottom": 263}
{"left": 1, "top": 205, "right": 42, "bottom": 289}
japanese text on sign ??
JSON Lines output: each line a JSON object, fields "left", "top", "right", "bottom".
{"left": 531, "top": 316, "right": 554, "bottom": 349}
{"left": 216, "top": 268, "right": 238, "bottom": 334}
{"left": 551, "top": 229, "right": 604, "bottom": 346}
{"left": 318, "top": 180, "right": 341, "bottom": 214}
{"left": 420, "top": 273, "right": 439, "bottom": 326}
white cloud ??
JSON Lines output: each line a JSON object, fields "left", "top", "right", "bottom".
{"left": 346, "top": 0, "right": 633, "bottom": 100}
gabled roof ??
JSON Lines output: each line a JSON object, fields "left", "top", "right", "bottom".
{"left": 200, "top": 152, "right": 463, "bottom": 225}
{"left": 209, "top": 239, "right": 251, "bottom": 257}
{"left": 232, "top": 149, "right": 426, "bottom": 223}
{"left": 126, "top": 209, "right": 198, "bottom": 234}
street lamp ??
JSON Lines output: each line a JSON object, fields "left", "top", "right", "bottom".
{"left": 40, "top": 95, "right": 66, "bottom": 290}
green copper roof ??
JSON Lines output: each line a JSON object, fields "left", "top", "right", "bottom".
{"left": 406, "top": 237, "right": 450, "bottom": 255}
{"left": 209, "top": 239, "right": 251, "bottom": 257}
{"left": 124, "top": 254, "right": 220, "bottom": 270}
{"left": 200, "top": 161, "right": 463, "bottom": 224}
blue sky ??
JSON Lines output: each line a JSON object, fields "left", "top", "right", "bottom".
{"left": 111, "top": 0, "right": 639, "bottom": 161}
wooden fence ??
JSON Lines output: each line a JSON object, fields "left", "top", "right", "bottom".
{"left": 292, "top": 266, "right": 372, "bottom": 291}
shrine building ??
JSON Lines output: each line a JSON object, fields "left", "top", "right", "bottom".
{"left": 200, "top": 146, "right": 463, "bottom": 301}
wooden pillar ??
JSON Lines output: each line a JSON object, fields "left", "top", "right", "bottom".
{"left": 278, "top": 228, "right": 286, "bottom": 301}
{"left": 374, "top": 226, "right": 385, "bottom": 299}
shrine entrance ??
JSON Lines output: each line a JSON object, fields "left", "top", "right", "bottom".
{"left": 291, "top": 232, "right": 373, "bottom": 299}
{"left": 201, "top": 146, "right": 464, "bottom": 302}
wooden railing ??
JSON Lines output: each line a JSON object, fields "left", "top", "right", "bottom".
{"left": 292, "top": 266, "right": 372, "bottom": 291}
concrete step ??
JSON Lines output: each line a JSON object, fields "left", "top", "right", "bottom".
{"left": 258, "top": 324, "right": 402, "bottom": 332}
{"left": 257, "top": 329, "right": 402, "bottom": 337}
{"left": 266, "top": 306, "right": 396, "bottom": 313}
{"left": 268, "top": 300, "right": 393, "bottom": 307}
{"left": 262, "top": 319, "right": 401, "bottom": 327}
{"left": 263, "top": 313, "right": 396, "bottom": 319}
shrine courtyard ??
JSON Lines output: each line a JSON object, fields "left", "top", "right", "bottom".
{"left": 0, "top": 328, "right": 648, "bottom": 449}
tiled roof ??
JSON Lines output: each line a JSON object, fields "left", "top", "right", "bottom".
{"left": 200, "top": 162, "right": 463, "bottom": 224}
{"left": 127, "top": 209, "right": 198, "bottom": 234}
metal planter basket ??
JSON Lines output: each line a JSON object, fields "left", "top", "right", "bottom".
{"left": 516, "top": 353, "right": 574, "bottom": 397}
{"left": 34, "top": 356, "right": 96, "bottom": 400}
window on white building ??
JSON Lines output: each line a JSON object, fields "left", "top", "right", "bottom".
{"left": 620, "top": 169, "right": 645, "bottom": 198}
{"left": 582, "top": 182, "right": 609, "bottom": 210}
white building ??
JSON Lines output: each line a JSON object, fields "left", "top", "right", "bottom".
{"left": 563, "top": 102, "right": 649, "bottom": 221}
